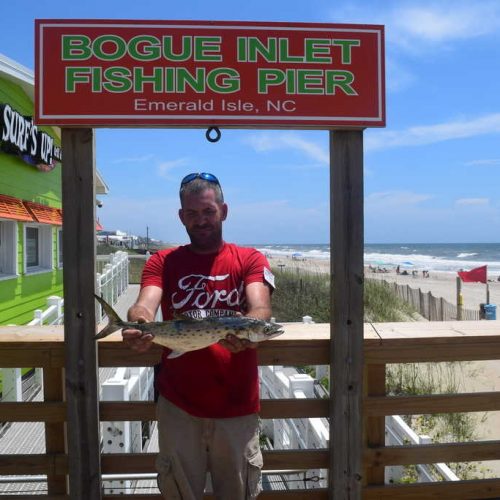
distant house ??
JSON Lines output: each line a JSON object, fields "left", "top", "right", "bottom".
{"left": 0, "top": 53, "right": 108, "bottom": 325}
{"left": 97, "top": 229, "right": 139, "bottom": 249}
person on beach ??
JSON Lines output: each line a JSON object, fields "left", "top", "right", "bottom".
{"left": 122, "top": 172, "right": 275, "bottom": 500}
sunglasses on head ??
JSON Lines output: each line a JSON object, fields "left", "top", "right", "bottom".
{"left": 180, "top": 172, "right": 220, "bottom": 187}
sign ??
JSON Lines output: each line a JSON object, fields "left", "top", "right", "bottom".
{"left": 1, "top": 103, "right": 62, "bottom": 171}
{"left": 35, "top": 20, "right": 385, "bottom": 128}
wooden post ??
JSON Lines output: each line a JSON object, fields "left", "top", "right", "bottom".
{"left": 330, "top": 130, "right": 364, "bottom": 499}
{"left": 61, "top": 128, "right": 101, "bottom": 499}
{"left": 456, "top": 277, "right": 463, "bottom": 321}
{"left": 364, "top": 364, "right": 386, "bottom": 487}
{"left": 44, "top": 367, "right": 67, "bottom": 494}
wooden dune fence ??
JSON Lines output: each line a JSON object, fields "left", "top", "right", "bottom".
{"left": 373, "top": 280, "right": 481, "bottom": 321}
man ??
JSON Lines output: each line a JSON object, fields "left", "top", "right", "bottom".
{"left": 122, "top": 172, "right": 275, "bottom": 499}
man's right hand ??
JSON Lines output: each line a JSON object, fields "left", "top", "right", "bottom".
{"left": 122, "top": 317, "right": 154, "bottom": 353}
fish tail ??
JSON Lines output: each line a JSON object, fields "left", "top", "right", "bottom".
{"left": 94, "top": 294, "right": 124, "bottom": 340}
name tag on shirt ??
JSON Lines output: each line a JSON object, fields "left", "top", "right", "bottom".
{"left": 264, "top": 267, "right": 276, "bottom": 289}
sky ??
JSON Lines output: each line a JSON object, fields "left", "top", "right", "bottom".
{"left": 2, "top": 0, "right": 500, "bottom": 245}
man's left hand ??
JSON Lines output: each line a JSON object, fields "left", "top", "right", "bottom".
{"left": 219, "top": 334, "right": 258, "bottom": 353}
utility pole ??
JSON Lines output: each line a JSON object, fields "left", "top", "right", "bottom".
{"left": 146, "top": 226, "right": 149, "bottom": 251}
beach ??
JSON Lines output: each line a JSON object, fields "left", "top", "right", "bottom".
{"left": 269, "top": 254, "right": 500, "bottom": 313}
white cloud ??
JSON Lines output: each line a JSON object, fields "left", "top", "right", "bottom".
{"left": 366, "top": 113, "right": 500, "bottom": 151}
{"left": 366, "top": 191, "right": 433, "bottom": 209}
{"left": 464, "top": 159, "right": 500, "bottom": 166}
{"left": 330, "top": 1, "right": 500, "bottom": 53}
{"left": 111, "top": 154, "right": 155, "bottom": 164}
{"left": 392, "top": 2, "right": 500, "bottom": 44}
{"left": 157, "top": 158, "right": 190, "bottom": 179}
{"left": 455, "top": 198, "right": 489, "bottom": 206}
{"left": 226, "top": 199, "right": 330, "bottom": 243}
{"left": 385, "top": 58, "right": 416, "bottom": 92}
{"left": 244, "top": 133, "right": 329, "bottom": 164}
{"left": 99, "top": 195, "right": 186, "bottom": 243}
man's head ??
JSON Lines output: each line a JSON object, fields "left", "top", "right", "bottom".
{"left": 178, "top": 173, "right": 227, "bottom": 253}
{"left": 179, "top": 172, "right": 224, "bottom": 204}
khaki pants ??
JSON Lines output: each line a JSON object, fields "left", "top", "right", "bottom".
{"left": 156, "top": 396, "right": 262, "bottom": 500}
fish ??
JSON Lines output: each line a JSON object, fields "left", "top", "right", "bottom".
{"left": 93, "top": 294, "right": 283, "bottom": 358}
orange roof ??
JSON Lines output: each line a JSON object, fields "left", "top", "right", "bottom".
{"left": 24, "top": 201, "right": 63, "bottom": 226}
{"left": 0, "top": 194, "right": 35, "bottom": 222}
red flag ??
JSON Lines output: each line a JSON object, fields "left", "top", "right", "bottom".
{"left": 458, "top": 265, "right": 487, "bottom": 283}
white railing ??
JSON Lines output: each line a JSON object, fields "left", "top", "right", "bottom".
{"left": 100, "top": 366, "right": 155, "bottom": 494}
{"left": 386, "top": 415, "right": 459, "bottom": 482}
{"left": 260, "top": 366, "right": 328, "bottom": 490}
{"left": 96, "top": 251, "right": 129, "bottom": 321}
{"left": 27, "top": 296, "right": 64, "bottom": 326}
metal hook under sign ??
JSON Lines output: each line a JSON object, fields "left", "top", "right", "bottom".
{"left": 206, "top": 126, "right": 221, "bottom": 143}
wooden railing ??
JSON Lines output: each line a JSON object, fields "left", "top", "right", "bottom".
{"left": 2, "top": 321, "right": 500, "bottom": 498}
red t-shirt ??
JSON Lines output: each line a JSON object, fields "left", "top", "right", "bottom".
{"left": 141, "top": 242, "right": 272, "bottom": 418}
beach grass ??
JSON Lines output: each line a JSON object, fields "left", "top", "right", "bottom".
{"left": 387, "top": 361, "right": 489, "bottom": 480}
{"left": 271, "top": 267, "right": 418, "bottom": 322}
{"left": 128, "top": 257, "right": 146, "bottom": 284}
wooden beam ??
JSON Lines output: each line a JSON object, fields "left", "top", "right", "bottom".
{"left": 365, "top": 391, "right": 500, "bottom": 416}
{"left": 61, "top": 128, "right": 101, "bottom": 499}
{"left": 365, "top": 440, "right": 500, "bottom": 466}
{"left": 99, "top": 450, "right": 328, "bottom": 473}
{"left": 330, "top": 130, "right": 364, "bottom": 499}
{"left": 0, "top": 401, "right": 66, "bottom": 421}
{"left": 98, "top": 398, "right": 330, "bottom": 421}
{"left": 364, "top": 478, "right": 500, "bottom": 499}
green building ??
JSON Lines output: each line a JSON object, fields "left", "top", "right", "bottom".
{"left": 0, "top": 53, "right": 107, "bottom": 325}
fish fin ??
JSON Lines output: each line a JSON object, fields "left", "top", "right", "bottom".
{"left": 167, "top": 350, "right": 185, "bottom": 359}
{"left": 93, "top": 294, "right": 124, "bottom": 340}
{"left": 94, "top": 322, "right": 122, "bottom": 340}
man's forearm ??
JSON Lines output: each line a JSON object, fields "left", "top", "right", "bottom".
{"left": 245, "top": 305, "right": 272, "bottom": 321}
{"left": 127, "top": 303, "right": 156, "bottom": 322}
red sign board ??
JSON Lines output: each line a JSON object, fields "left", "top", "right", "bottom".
{"left": 35, "top": 20, "right": 385, "bottom": 128}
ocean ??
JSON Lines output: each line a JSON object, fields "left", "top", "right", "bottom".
{"left": 253, "top": 243, "right": 500, "bottom": 276}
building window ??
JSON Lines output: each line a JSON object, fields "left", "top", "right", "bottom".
{"left": 26, "top": 227, "right": 39, "bottom": 267}
{"left": 24, "top": 224, "right": 52, "bottom": 273}
{"left": 0, "top": 219, "right": 17, "bottom": 279}
{"left": 58, "top": 228, "right": 63, "bottom": 268}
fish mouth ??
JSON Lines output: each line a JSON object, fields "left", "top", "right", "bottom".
{"left": 267, "top": 326, "right": 284, "bottom": 338}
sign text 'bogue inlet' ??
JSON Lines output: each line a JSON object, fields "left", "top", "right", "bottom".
{"left": 35, "top": 20, "right": 385, "bottom": 128}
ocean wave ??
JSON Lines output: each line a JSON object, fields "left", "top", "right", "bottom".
{"left": 364, "top": 252, "right": 500, "bottom": 273}
{"left": 256, "top": 245, "right": 500, "bottom": 275}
